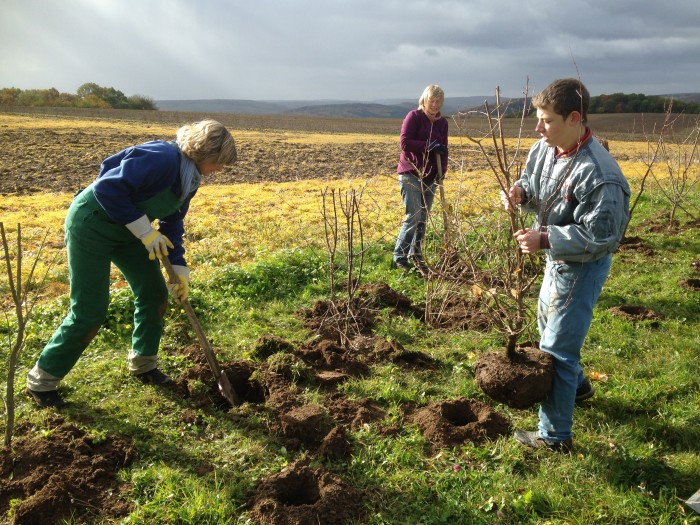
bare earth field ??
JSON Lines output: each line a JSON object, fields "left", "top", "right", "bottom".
{"left": 1, "top": 107, "right": 696, "bottom": 196}
{"left": 0, "top": 114, "right": 397, "bottom": 195}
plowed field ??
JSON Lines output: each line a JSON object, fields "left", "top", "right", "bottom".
{"left": 0, "top": 114, "right": 399, "bottom": 195}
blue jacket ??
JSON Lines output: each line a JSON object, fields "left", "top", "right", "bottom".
{"left": 92, "top": 140, "right": 195, "bottom": 266}
{"left": 517, "top": 136, "right": 630, "bottom": 263}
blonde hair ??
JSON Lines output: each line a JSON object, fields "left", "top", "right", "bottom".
{"left": 176, "top": 119, "right": 237, "bottom": 165}
{"left": 418, "top": 84, "right": 445, "bottom": 110}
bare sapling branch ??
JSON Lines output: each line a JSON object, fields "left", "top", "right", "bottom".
{"left": 466, "top": 84, "right": 536, "bottom": 356}
{"left": 321, "top": 188, "right": 339, "bottom": 298}
{"left": 319, "top": 187, "right": 367, "bottom": 347}
{"left": 2, "top": 223, "right": 54, "bottom": 447}
{"left": 623, "top": 101, "right": 688, "bottom": 240}
{"left": 647, "top": 105, "right": 700, "bottom": 229}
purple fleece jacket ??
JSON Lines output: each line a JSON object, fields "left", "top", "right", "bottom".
{"left": 396, "top": 109, "right": 448, "bottom": 185}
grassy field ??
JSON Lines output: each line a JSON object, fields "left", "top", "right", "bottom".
{"left": 0, "top": 112, "right": 699, "bottom": 524}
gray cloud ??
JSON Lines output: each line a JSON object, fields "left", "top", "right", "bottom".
{"left": 2, "top": 0, "right": 698, "bottom": 101}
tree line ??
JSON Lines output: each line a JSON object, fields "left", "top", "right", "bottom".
{"left": 0, "top": 83, "right": 156, "bottom": 110}
{"left": 588, "top": 92, "right": 699, "bottom": 114}
{"left": 1, "top": 84, "right": 698, "bottom": 115}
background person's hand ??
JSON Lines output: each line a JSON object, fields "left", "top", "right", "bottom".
{"left": 428, "top": 140, "right": 447, "bottom": 155}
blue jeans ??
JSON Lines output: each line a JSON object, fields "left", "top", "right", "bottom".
{"left": 393, "top": 173, "right": 437, "bottom": 263}
{"left": 537, "top": 254, "right": 612, "bottom": 443}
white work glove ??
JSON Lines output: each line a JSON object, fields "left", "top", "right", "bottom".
{"left": 167, "top": 265, "right": 190, "bottom": 304}
{"left": 125, "top": 215, "right": 174, "bottom": 260}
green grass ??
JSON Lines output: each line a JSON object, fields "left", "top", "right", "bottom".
{"left": 3, "top": 188, "right": 700, "bottom": 524}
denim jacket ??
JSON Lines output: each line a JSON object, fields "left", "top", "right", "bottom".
{"left": 517, "top": 136, "right": 631, "bottom": 263}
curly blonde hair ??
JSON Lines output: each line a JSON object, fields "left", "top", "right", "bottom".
{"left": 176, "top": 119, "right": 237, "bottom": 165}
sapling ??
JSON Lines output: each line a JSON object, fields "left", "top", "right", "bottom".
{"left": 2, "top": 223, "right": 53, "bottom": 446}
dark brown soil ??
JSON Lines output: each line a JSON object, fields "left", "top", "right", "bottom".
{"left": 410, "top": 398, "right": 511, "bottom": 451}
{"left": 474, "top": 347, "right": 555, "bottom": 409}
{"left": 609, "top": 305, "right": 663, "bottom": 326}
{"left": 373, "top": 338, "right": 440, "bottom": 368}
{"left": 680, "top": 278, "right": 700, "bottom": 291}
{"left": 0, "top": 419, "right": 134, "bottom": 525}
{"left": 354, "top": 282, "right": 421, "bottom": 315}
{"left": 0, "top": 124, "right": 396, "bottom": 195}
{"left": 425, "top": 295, "right": 492, "bottom": 330}
{"left": 247, "top": 462, "right": 366, "bottom": 525}
{"left": 618, "top": 235, "right": 654, "bottom": 256}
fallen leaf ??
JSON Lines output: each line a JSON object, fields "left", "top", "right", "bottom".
{"left": 590, "top": 371, "right": 609, "bottom": 382}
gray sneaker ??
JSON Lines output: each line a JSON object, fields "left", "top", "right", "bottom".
{"left": 514, "top": 429, "right": 573, "bottom": 453}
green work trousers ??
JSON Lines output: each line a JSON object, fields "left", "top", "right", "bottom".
{"left": 36, "top": 186, "right": 172, "bottom": 378}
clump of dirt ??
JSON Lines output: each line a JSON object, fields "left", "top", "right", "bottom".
{"left": 277, "top": 404, "right": 334, "bottom": 449}
{"left": 425, "top": 295, "right": 491, "bottom": 330}
{"left": 295, "top": 338, "right": 370, "bottom": 382}
{"left": 474, "top": 347, "right": 555, "bottom": 409}
{"left": 411, "top": 398, "right": 511, "bottom": 451}
{"left": 298, "top": 298, "right": 378, "bottom": 342}
{"left": 317, "top": 426, "right": 352, "bottom": 460}
{"left": 680, "top": 278, "right": 700, "bottom": 291}
{"left": 298, "top": 282, "right": 420, "bottom": 344}
{"left": 177, "top": 359, "right": 266, "bottom": 409}
{"left": 251, "top": 335, "right": 297, "bottom": 360}
{"left": 355, "top": 282, "right": 420, "bottom": 316}
{"left": 618, "top": 235, "right": 654, "bottom": 256}
{"left": 373, "top": 338, "right": 440, "bottom": 369}
{"left": 608, "top": 305, "right": 663, "bottom": 326}
{"left": 0, "top": 419, "right": 134, "bottom": 525}
{"left": 323, "top": 393, "right": 386, "bottom": 430}
{"left": 691, "top": 259, "right": 700, "bottom": 273}
{"left": 247, "top": 463, "right": 366, "bottom": 525}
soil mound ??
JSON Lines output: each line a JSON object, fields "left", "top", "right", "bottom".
{"left": 373, "top": 338, "right": 439, "bottom": 369}
{"left": 474, "top": 347, "right": 555, "bottom": 409}
{"left": 609, "top": 305, "right": 663, "bottom": 325}
{"left": 411, "top": 398, "right": 511, "bottom": 450}
{"left": 355, "top": 282, "right": 420, "bottom": 315}
{"left": 618, "top": 235, "right": 654, "bottom": 256}
{"left": 680, "top": 278, "right": 700, "bottom": 291}
{"left": 247, "top": 463, "right": 365, "bottom": 525}
{"left": 0, "top": 419, "right": 134, "bottom": 525}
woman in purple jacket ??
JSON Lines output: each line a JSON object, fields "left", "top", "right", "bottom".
{"left": 393, "top": 84, "right": 448, "bottom": 273}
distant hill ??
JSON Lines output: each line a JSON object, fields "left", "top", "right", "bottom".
{"left": 663, "top": 93, "right": 700, "bottom": 104}
{"left": 154, "top": 92, "right": 700, "bottom": 119}
{"left": 155, "top": 96, "right": 502, "bottom": 118}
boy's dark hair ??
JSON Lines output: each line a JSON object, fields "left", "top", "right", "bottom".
{"left": 532, "top": 78, "right": 590, "bottom": 123}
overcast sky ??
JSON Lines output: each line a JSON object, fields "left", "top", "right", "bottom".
{"left": 2, "top": 0, "right": 699, "bottom": 102}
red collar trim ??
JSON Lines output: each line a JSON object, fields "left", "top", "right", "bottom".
{"left": 555, "top": 127, "right": 592, "bottom": 158}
